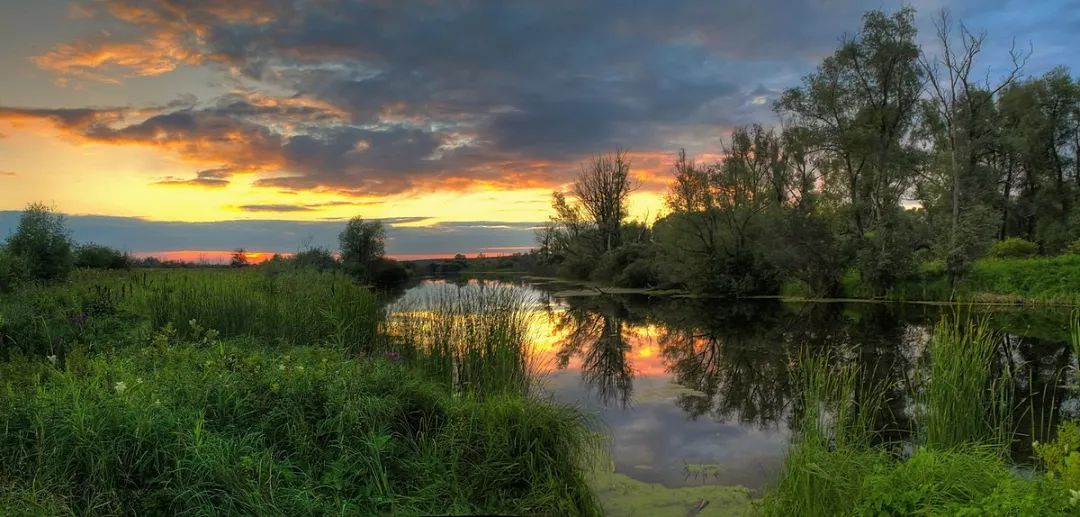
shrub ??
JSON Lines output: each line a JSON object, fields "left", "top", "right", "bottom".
{"left": 369, "top": 258, "right": 409, "bottom": 289}
{"left": 987, "top": 237, "right": 1039, "bottom": 259}
{"left": 290, "top": 247, "right": 339, "bottom": 270}
{"left": 1063, "top": 239, "right": 1080, "bottom": 256}
{"left": 74, "top": 243, "right": 131, "bottom": 269}
{"left": 0, "top": 247, "right": 30, "bottom": 292}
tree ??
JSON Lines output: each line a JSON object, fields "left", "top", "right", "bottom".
{"left": 230, "top": 248, "right": 250, "bottom": 268}
{"left": 658, "top": 127, "right": 788, "bottom": 294}
{"left": 777, "top": 7, "right": 924, "bottom": 295}
{"left": 6, "top": 203, "right": 73, "bottom": 281}
{"left": 919, "top": 9, "right": 1027, "bottom": 285}
{"left": 339, "top": 217, "right": 386, "bottom": 280}
{"left": 574, "top": 150, "right": 635, "bottom": 253}
{"left": 539, "top": 151, "right": 635, "bottom": 279}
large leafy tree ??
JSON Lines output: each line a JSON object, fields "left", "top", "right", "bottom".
{"left": 777, "top": 7, "right": 924, "bottom": 295}
{"left": 339, "top": 217, "right": 386, "bottom": 280}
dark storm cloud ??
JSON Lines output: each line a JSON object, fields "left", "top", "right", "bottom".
{"left": 12, "top": 0, "right": 1078, "bottom": 197}
{"left": 9, "top": 0, "right": 905, "bottom": 194}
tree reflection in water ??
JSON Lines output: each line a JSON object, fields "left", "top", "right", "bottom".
{"left": 543, "top": 289, "right": 1078, "bottom": 454}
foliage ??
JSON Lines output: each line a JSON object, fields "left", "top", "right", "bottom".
{"left": 74, "top": 243, "right": 131, "bottom": 270}
{"left": 339, "top": 216, "right": 386, "bottom": 279}
{"left": 1035, "top": 421, "right": 1080, "bottom": 492}
{"left": 0, "top": 246, "right": 30, "bottom": 293}
{"left": 1063, "top": 239, "right": 1080, "bottom": 256}
{"left": 5, "top": 203, "right": 74, "bottom": 282}
{"left": 765, "top": 319, "right": 1078, "bottom": 516}
{"left": 0, "top": 270, "right": 602, "bottom": 515}
{"left": 229, "top": 248, "right": 249, "bottom": 267}
{"left": 988, "top": 237, "right": 1039, "bottom": 258}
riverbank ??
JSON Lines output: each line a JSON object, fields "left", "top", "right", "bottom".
{"left": 0, "top": 269, "right": 603, "bottom": 515}
{"left": 464, "top": 254, "right": 1080, "bottom": 307}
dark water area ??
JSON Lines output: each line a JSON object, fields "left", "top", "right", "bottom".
{"left": 396, "top": 277, "right": 1079, "bottom": 493}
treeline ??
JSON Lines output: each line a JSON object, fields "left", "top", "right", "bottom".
{"left": 0, "top": 203, "right": 409, "bottom": 292}
{"left": 539, "top": 8, "right": 1080, "bottom": 298}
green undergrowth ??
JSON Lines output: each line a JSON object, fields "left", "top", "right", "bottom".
{"left": 0, "top": 269, "right": 604, "bottom": 515}
{"left": 0, "top": 340, "right": 602, "bottom": 515}
{"left": 875, "top": 255, "right": 1080, "bottom": 305}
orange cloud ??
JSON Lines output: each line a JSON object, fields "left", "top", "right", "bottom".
{"left": 31, "top": 31, "right": 201, "bottom": 84}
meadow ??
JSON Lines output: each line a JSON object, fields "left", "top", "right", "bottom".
{"left": 0, "top": 269, "right": 601, "bottom": 515}
{"left": 5, "top": 266, "right": 1080, "bottom": 515}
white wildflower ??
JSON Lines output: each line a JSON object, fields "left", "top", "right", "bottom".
{"left": 46, "top": 355, "right": 57, "bottom": 365}
{"left": 114, "top": 381, "right": 127, "bottom": 394}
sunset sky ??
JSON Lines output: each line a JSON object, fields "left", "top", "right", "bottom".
{"left": 1, "top": 0, "right": 1078, "bottom": 258}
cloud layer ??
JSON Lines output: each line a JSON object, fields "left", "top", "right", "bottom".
{"left": 3, "top": 0, "right": 897, "bottom": 201}
{"left": 0, "top": 211, "right": 541, "bottom": 258}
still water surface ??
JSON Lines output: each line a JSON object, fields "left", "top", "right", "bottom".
{"left": 395, "top": 277, "right": 1077, "bottom": 493}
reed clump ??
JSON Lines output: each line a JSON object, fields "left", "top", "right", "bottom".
{"left": 764, "top": 317, "right": 1075, "bottom": 515}
{"left": 389, "top": 281, "right": 539, "bottom": 397}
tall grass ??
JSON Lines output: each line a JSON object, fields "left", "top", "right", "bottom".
{"left": 763, "top": 316, "right": 1063, "bottom": 516}
{"left": 389, "top": 282, "right": 538, "bottom": 397}
{"left": 919, "top": 316, "right": 1014, "bottom": 450}
{"left": 144, "top": 269, "right": 383, "bottom": 353}
{"left": 0, "top": 340, "right": 602, "bottom": 515}
{"left": 762, "top": 351, "right": 888, "bottom": 516}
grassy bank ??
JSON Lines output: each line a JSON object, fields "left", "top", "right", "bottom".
{"left": 841, "top": 255, "right": 1080, "bottom": 305}
{"left": 762, "top": 317, "right": 1080, "bottom": 515}
{"left": 0, "top": 269, "right": 602, "bottom": 515}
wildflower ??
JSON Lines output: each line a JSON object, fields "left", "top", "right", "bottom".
{"left": 46, "top": 355, "right": 57, "bottom": 366}
{"left": 278, "top": 364, "right": 286, "bottom": 371}
{"left": 114, "top": 381, "right": 128, "bottom": 394}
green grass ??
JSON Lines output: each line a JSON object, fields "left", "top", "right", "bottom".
{"left": 0, "top": 269, "right": 602, "bottom": 515}
{"left": 919, "top": 317, "right": 1013, "bottom": 450}
{"left": 881, "top": 255, "right": 1080, "bottom": 305}
{"left": 762, "top": 351, "right": 887, "bottom": 516}
{"left": 763, "top": 319, "right": 1078, "bottom": 516}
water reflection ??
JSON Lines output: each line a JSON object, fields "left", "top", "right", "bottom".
{"left": 395, "top": 279, "right": 1078, "bottom": 491}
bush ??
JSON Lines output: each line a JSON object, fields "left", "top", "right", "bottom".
{"left": 74, "top": 243, "right": 131, "bottom": 269}
{"left": 1063, "top": 239, "right": 1080, "bottom": 256}
{"left": 590, "top": 244, "right": 659, "bottom": 288}
{"left": 369, "top": 258, "right": 409, "bottom": 289}
{"left": 290, "top": 247, "right": 339, "bottom": 270}
{"left": 5, "top": 203, "right": 74, "bottom": 281}
{"left": 0, "top": 247, "right": 30, "bottom": 292}
{"left": 987, "top": 237, "right": 1039, "bottom": 259}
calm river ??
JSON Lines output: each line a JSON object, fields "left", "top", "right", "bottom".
{"left": 395, "top": 277, "right": 1077, "bottom": 495}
